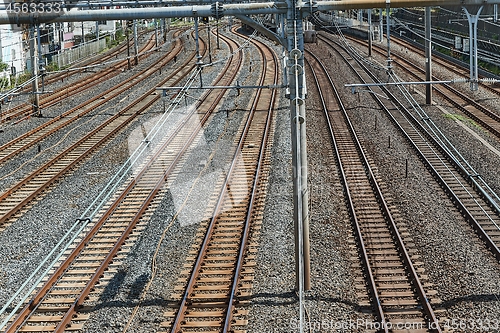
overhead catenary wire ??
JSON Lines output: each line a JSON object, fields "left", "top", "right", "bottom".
{"left": 0, "top": 62, "right": 202, "bottom": 330}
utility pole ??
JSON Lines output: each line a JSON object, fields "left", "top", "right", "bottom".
{"left": 379, "top": 8, "right": 383, "bottom": 42}
{"left": 464, "top": 5, "right": 483, "bottom": 91}
{"left": 385, "top": 3, "right": 392, "bottom": 70}
{"left": 96, "top": 21, "right": 99, "bottom": 42}
{"left": 155, "top": 19, "right": 158, "bottom": 49}
{"left": 81, "top": 22, "right": 85, "bottom": 44}
{"left": 207, "top": 21, "right": 212, "bottom": 63}
{"left": 161, "top": 18, "right": 166, "bottom": 42}
{"left": 133, "top": 19, "right": 138, "bottom": 66}
{"left": 126, "top": 21, "right": 131, "bottom": 70}
{"left": 425, "top": 6, "right": 432, "bottom": 104}
{"left": 37, "top": 25, "right": 46, "bottom": 96}
{"left": 194, "top": 17, "right": 203, "bottom": 87}
{"left": 29, "top": 26, "right": 40, "bottom": 116}
{"left": 286, "top": 0, "right": 310, "bottom": 293}
{"left": 368, "top": 9, "right": 372, "bottom": 57}
{"left": 216, "top": 20, "right": 220, "bottom": 49}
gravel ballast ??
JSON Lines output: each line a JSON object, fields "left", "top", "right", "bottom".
{"left": 2, "top": 23, "right": 500, "bottom": 333}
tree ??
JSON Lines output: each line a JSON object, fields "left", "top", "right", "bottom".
{"left": 0, "top": 60, "right": 8, "bottom": 72}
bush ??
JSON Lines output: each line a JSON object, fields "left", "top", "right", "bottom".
{"left": 0, "top": 60, "right": 8, "bottom": 72}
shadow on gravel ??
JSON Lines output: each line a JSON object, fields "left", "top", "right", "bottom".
{"left": 440, "top": 294, "right": 500, "bottom": 308}
{"left": 239, "top": 291, "right": 359, "bottom": 309}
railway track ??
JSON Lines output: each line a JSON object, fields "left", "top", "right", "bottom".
{"left": 343, "top": 33, "right": 500, "bottom": 142}
{"left": 319, "top": 34, "right": 500, "bottom": 277}
{"left": 387, "top": 36, "right": 500, "bottom": 97}
{"left": 0, "top": 30, "right": 184, "bottom": 173}
{"left": 0, "top": 31, "right": 198, "bottom": 231}
{"left": 1, "top": 28, "right": 247, "bottom": 333}
{"left": 160, "top": 31, "right": 278, "bottom": 333}
{"left": 43, "top": 29, "right": 150, "bottom": 85}
{"left": 2, "top": 31, "right": 160, "bottom": 123}
{"left": 306, "top": 45, "right": 442, "bottom": 332}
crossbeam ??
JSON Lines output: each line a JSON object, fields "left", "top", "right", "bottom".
{"left": 345, "top": 78, "right": 500, "bottom": 93}
{"left": 2, "top": 0, "right": 500, "bottom": 24}
{"left": 157, "top": 84, "right": 284, "bottom": 91}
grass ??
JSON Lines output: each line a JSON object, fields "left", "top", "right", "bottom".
{"left": 443, "top": 113, "right": 480, "bottom": 129}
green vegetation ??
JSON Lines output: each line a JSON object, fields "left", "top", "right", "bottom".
{"left": 0, "top": 77, "right": 9, "bottom": 89}
{"left": 478, "top": 60, "right": 500, "bottom": 76}
{"left": 0, "top": 60, "right": 8, "bottom": 72}
{"left": 106, "top": 29, "right": 127, "bottom": 48}
{"left": 45, "top": 62, "right": 59, "bottom": 72}
{"left": 443, "top": 113, "right": 480, "bottom": 128}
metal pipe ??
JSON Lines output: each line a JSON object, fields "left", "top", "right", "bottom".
{"left": 316, "top": 0, "right": 497, "bottom": 10}
{"left": 3, "top": 0, "right": 499, "bottom": 25}
{"left": 29, "top": 26, "right": 40, "bottom": 116}
{"left": 133, "top": 19, "right": 138, "bottom": 65}
{"left": 345, "top": 79, "right": 468, "bottom": 89}
{"left": 235, "top": 14, "right": 286, "bottom": 46}
{"left": 368, "top": 9, "right": 372, "bottom": 56}
{"left": 0, "top": 0, "right": 494, "bottom": 11}
{"left": 0, "top": 3, "right": 281, "bottom": 24}
{"left": 464, "top": 6, "right": 483, "bottom": 91}
{"left": 425, "top": 6, "right": 432, "bottom": 104}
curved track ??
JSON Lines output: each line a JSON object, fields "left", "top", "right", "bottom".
{"left": 387, "top": 36, "right": 500, "bottom": 96}
{"left": 2, "top": 29, "right": 248, "bottom": 333}
{"left": 343, "top": 33, "right": 500, "bottom": 141}
{"left": 306, "top": 46, "right": 441, "bottom": 332}
{"left": 162, "top": 31, "right": 278, "bottom": 333}
{"left": 2, "top": 31, "right": 160, "bottom": 123}
{"left": 0, "top": 31, "right": 182, "bottom": 170}
{"left": 0, "top": 31, "right": 194, "bottom": 231}
{"left": 319, "top": 34, "right": 500, "bottom": 274}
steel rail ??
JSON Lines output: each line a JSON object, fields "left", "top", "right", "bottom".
{"left": 0, "top": 31, "right": 181, "bottom": 168}
{"left": 222, "top": 30, "right": 278, "bottom": 333}
{"left": 2, "top": 29, "right": 155, "bottom": 123}
{"left": 306, "top": 48, "right": 442, "bottom": 332}
{"left": 57, "top": 29, "right": 244, "bottom": 333}
{"left": 167, "top": 30, "right": 247, "bottom": 333}
{"left": 357, "top": 37, "right": 500, "bottom": 140}
{"left": 0, "top": 34, "right": 191, "bottom": 227}
{"left": 0, "top": 68, "right": 186, "bottom": 225}
{"left": 4, "top": 35, "right": 212, "bottom": 333}
{"left": 384, "top": 35, "right": 500, "bottom": 97}
{"left": 345, "top": 35, "right": 500, "bottom": 216}
{"left": 322, "top": 34, "right": 500, "bottom": 263}
{"left": 304, "top": 53, "right": 386, "bottom": 332}
{"left": 0, "top": 31, "right": 208, "bottom": 331}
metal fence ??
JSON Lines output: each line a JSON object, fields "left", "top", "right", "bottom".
{"left": 51, "top": 38, "right": 107, "bottom": 68}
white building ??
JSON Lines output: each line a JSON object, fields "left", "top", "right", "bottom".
{"left": 0, "top": 25, "right": 25, "bottom": 76}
